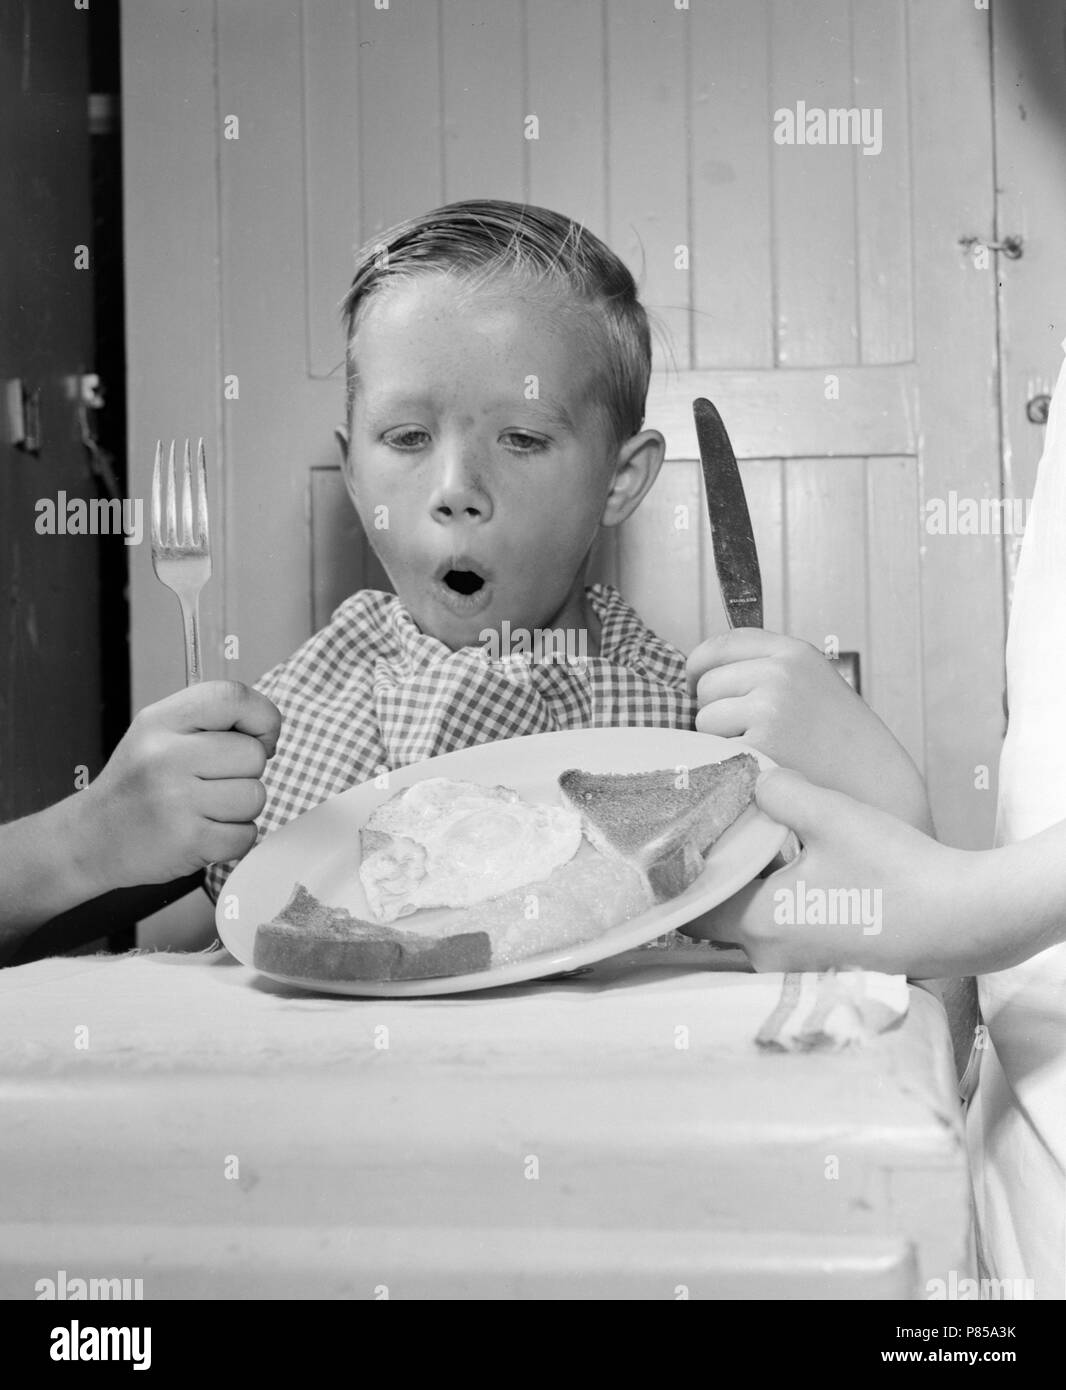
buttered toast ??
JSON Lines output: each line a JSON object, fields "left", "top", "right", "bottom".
{"left": 254, "top": 884, "right": 492, "bottom": 981}
{"left": 557, "top": 754, "right": 760, "bottom": 902}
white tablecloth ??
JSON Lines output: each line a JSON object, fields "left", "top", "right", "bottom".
{"left": 0, "top": 947, "right": 968, "bottom": 1299}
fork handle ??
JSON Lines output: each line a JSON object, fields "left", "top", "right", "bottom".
{"left": 179, "top": 594, "right": 204, "bottom": 685}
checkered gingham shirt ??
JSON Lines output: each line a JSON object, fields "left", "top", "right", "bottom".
{"left": 204, "top": 583, "right": 697, "bottom": 901}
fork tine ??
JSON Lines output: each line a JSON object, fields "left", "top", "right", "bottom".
{"left": 196, "top": 437, "right": 209, "bottom": 548}
{"left": 165, "top": 440, "right": 178, "bottom": 548}
{"left": 151, "top": 440, "right": 163, "bottom": 548}
{"left": 181, "top": 438, "right": 194, "bottom": 547}
{"left": 150, "top": 433, "right": 210, "bottom": 687}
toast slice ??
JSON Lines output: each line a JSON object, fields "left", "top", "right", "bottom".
{"left": 557, "top": 753, "right": 760, "bottom": 903}
{"left": 253, "top": 883, "right": 492, "bottom": 981}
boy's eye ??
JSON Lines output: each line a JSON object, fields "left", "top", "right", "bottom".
{"left": 381, "top": 427, "right": 430, "bottom": 451}
{"left": 500, "top": 431, "right": 549, "bottom": 454}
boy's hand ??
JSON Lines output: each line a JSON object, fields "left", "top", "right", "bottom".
{"left": 73, "top": 681, "right": 282, "bottom": 894}
{"left": 686, "top": 768, "right": 996, "bottom": 978}
{"left": 686, "top": 630, "right": 933, "bottom": 832}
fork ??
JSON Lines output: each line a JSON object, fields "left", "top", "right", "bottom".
{"left": 150, "top": 438, "right": 212, "bottom": 685}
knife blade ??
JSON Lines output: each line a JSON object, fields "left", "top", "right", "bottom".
{"left": 692, "top": 397, "right": 763, "bottom": 629}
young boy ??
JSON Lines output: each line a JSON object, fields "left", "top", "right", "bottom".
{"left": 205, "top": 199, "right": 928, "bottom": 903}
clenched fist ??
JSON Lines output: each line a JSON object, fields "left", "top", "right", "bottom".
{"left": 686, "top": 629, "right": 933, "bottom": 834}
{"left": 75, "top": 681, "right": 282, "bottom": 892}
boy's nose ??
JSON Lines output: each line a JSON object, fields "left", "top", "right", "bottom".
{"left": 429, "top": 455, "right": 493, "bottom": 523}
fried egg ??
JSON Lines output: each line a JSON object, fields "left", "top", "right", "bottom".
{"left": 359, "top": 777, "right": 584, "bottom": 923}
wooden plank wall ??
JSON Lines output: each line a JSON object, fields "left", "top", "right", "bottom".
{"left": 125, "top": 0, "right": 1011, "bottom": 847}
{"left": 303, "top": 6, "right": 922, "bottom": 653}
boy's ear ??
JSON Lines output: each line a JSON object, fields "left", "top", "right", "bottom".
{"left": 600, "top": 429, "right": 666, "bottom": 527}
{"left": 334, "top": 423, "right": 350, "bottom": 463}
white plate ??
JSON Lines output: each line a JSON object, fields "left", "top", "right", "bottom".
{"left": 217, "top": 728, "right": 787, "bottom": 996}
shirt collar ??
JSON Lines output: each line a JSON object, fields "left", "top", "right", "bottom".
{"left": 370, "top": 583, "right": 685, "bottom": 686}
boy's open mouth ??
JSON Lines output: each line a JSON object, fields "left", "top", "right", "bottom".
{"left": 434, "top": 556, "right": 490, "bottom": 598}
{"left": 442, "top": 569, "right": 485, "bottom": 596}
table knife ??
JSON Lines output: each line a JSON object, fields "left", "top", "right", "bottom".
{"left": 693, "top": 397, "right": 763, "bottom": 629}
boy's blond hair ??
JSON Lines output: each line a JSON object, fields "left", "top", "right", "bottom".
{"left": 342, "top": 199, "right": 652, "bottom": 449}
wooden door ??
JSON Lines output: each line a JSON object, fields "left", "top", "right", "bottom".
{"left": 991, "top": 0, "right": 1066, "bottom": 592}
{"left": 125, "top": 0, "right": 1008, "bottom": 850}
{"left": 0, "top": 1, "right": 102, "bottom": 822}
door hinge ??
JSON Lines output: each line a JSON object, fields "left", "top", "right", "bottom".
{"left": 958, "top": 234, "right": 1024, "bottom": 259}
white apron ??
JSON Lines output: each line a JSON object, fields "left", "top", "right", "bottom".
{"left": 967, "top": 343, "right": 1066, "bottom": 1300}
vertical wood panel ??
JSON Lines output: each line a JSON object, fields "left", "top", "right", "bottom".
{"left": 691, "top": 0, "right": 774, "bottom": 369}
{"left": 441, "top": 0, "right": 525, "bottom": 203}
{"left": 219, "top": 0, "right": 318, "bottom": 684}
{"left": 770, "top": 0, "right": 858, "bottom": 365}
{"left": 525, "top": 0, "right": 607, "bottom": 235}
{"left": 125, "top": 0, "right": 227, "bottom": 710}
{"left": 784, "top": 458, "right": 868, "bottom": 658}
{"left": 309, "top": 0, "right": 449, "bottom": 377}
{"left": 606, "top": 0, "right": 691, "bottom": 371}
{"left": 909, "top": 0, "right": 1002, "bottom": 847}
{"left": 304, "top": 0, "right": 360, "bottom": 378}
{"left": 311, "top": 468, "right": 390, "bottom": 632}
{"left": 866, "top": 456, "right": 924, "bottom": 768}
{"left": 356, "top": 0, "right": 444, "bottom": 236}
{"left": 991, "top": 0, "right": 1066, "bottom": 592}
{"left": 617, "top": 461, "right": 703, "bottom": 655}
{"left": 852, "top": 0, "right": 913, "bottom": 364}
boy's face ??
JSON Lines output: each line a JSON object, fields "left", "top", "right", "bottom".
{"left": 343, "top": 275, "right": 653, "bottom": 651}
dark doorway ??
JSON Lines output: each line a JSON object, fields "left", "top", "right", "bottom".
{"left": 89, "top": 0, "right": 130, "bottom": 761}
{"left": 1, "top": 0, "right": 129, "bottom": 948}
